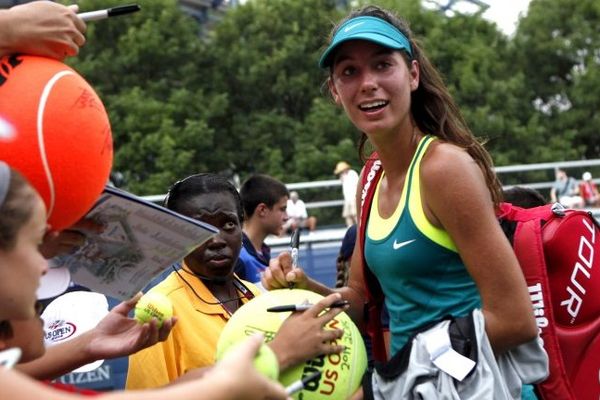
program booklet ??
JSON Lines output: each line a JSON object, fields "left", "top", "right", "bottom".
{"left": 52, "top": 185, "right": 218, "bottom": 300}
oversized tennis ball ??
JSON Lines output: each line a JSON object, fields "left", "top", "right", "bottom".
{"left": 216, "top": 289, "right": 367, "bottom": 399}
{"left": 134, "top": 292, "right": 173, "bottom": 328}
{"left": 0, "top": 55, "right": 113, "bottom": 231}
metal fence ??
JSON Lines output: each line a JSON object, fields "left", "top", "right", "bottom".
{"left": 138, "top": 158, "right": 600, "bottom": 283}
{"left": 142, "top": 158, "right": 600, "bottom": 210}
{"left": 267, "top": 159, "right": 600, "bottom": 253}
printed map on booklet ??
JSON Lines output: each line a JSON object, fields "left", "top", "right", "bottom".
{"left": 52, "top": 185, "right": 218, "bottom": 300}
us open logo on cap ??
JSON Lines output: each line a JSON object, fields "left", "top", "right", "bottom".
{"left": 45, "top": 320, "right": 77, "bottom": 342}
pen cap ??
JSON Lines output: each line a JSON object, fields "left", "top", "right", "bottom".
{"left": 216, "top": 289, "right": 367, "bottom": 400}
{"left": 290, "top": 228, "right": 300, "bottom": 248}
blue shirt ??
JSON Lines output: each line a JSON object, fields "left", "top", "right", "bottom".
{"left": 234, "top": 232, "right": 270, "bottom": 283}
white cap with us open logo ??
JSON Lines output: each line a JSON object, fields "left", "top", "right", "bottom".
{"left": 41, "top": 291, "right": 109, "bottom": 373}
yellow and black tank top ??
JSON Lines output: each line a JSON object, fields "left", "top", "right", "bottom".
{"left": 364, "top": 135, "right": 481, "bottom": 355}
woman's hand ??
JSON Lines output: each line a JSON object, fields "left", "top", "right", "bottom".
{"left": 83, "top": 293, "right": 177, "bottom": 361}
{"left": 268, "top": 293, "right": 346, "bottom": 371}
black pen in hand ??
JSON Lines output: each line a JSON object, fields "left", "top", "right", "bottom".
{"left": 266, "top": 300, "right": 349, "bottom": 313}
{"left": 288, "top": 228, "right": 300, "bottom": 289}
{"left": 78, "top": 4, "right": 140, "bottom": 21}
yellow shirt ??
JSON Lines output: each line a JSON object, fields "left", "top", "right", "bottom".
{"left": 125, "top": 266, "right": 261, "bottom": 389}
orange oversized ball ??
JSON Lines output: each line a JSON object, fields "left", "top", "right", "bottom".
{"left": 0, "top": 55, "right": 113, "bottom": 230}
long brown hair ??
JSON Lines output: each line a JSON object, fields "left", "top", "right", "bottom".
{"left": 326, "top": 5, "right": 503, "bottom": 205}
{"left": 0, "top": 168, "right": 37, "bottom": 251}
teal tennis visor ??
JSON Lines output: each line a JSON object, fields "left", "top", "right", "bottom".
{"left": 319, "top": 16, "right": 413, "bottom": 69}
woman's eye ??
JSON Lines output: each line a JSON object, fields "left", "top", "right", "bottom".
{"left": 341, "top": 66, "right": 355, "bottom": 76}
{"left": 376, "top": 61, "right": 391, "bottom": 70}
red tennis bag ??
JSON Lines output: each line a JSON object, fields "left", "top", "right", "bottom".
{"left": 498, "top": 203, "right": 600, "bottom": 400}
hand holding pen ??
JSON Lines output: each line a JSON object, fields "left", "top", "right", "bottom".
{"left": 266, "top": 293, "right": 346, "bottom": 372}
{"left": 260, "top": 236, "right": 309, "bottom": 291}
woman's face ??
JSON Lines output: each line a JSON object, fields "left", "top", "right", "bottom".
{"left": 0, "top": 193, "right": 48, "bottom": 320}
{"left": 184, "top": 191, "right": 243, "bottom": 278}
{"left": 328, "top": 40, "right": 419, "bottom": 137}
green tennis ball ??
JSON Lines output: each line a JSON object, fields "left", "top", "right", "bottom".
{"left": 216, "top": 340, "right": 280, "bottom": 381}
{"left": 253, "top": 343, "right": 280, "bottom": 381}
{"left": 134, "top": 291, "right": 173, "bottom": 328}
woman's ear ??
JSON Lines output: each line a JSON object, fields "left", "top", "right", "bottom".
{"left": 409, "top": 60, "right": 420, "bottom": 92}
{"left": 327, "top": 77, "right": 342, "bottom": 105}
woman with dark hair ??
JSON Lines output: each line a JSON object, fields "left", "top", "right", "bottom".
{"left": 127, "top": 173, "right": 345, "bottom": 389}
{"left": 263, "top": 5, "right": 543, "bottom": 398}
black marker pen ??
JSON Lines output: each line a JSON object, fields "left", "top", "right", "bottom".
{"left": 285, "top": 371, "right": 322, "bottom": 395}
{"left": 78, "top": 4, "right": 141, "bottom": 22}
{"left": 267, "top": 300, "right": 349, "bottom": 313}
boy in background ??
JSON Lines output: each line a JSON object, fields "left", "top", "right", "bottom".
{"left": 236, "top": 174, "right": 289, "bottom": 283}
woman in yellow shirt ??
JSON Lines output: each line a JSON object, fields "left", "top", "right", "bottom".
{"left": 127, "top": 173, "right": 345, "bottom": 388}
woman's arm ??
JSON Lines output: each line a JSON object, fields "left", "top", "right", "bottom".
{"left": 17, "top": 294, "right": 175, "bottom": 380}
{"left": 421, "top": 142, "right": 537, "bottom": 354}
{"left": 2, "top": 334, "right": 288, "bottom": 400}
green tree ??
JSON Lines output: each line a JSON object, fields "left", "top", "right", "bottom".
{"left": 201, "top": 0, "right": 353, "bottom": 182}
{"left": 62, "top": 0, "right": 600, "bottom": 202}
{"left": 513, "top": 0, "right": 600, "bottom": 161}
{"left": 67, "top": 0, "right": 224, "bottom": 194}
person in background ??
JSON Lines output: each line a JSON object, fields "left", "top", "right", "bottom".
{"left": 126, "top": 173, "right": 344, "bottom": 389}
{"left": 579, "top": 171, "right": 599, "bottom": 207}
{"left": 0, "top": 160, "right": 289, "bottom": 399}
{"left": 502, "top": 186, "right": 547, "bottom": 209}
{"left": 263, "top": 5, "right": 540, "bottom": 398}
{"left": 0, "top": 1, "right": 86, "bottom": 59}
{"left": 550, "top": 168, "right": 584, "bottom": 208}
{"left": 236, "top": 174, "right": 289, "bottom": 283}
{"left": 334, "top": 161, "right": 359, "bottom": 227}
{"left": 281, "top": 191, "right": 317, "bottom": 235}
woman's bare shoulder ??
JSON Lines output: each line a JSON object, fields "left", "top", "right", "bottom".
{"left": 421, "top": 141, "right": 480, "bottom": 184}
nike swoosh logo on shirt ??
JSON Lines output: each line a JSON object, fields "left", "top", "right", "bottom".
{"left": 344, "top": 21, "right": 365, "bottom": 32}
{"left": 393, "top": 239, "right": 416, "bottom": 250}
